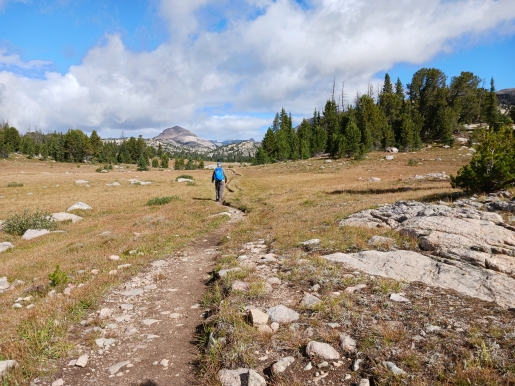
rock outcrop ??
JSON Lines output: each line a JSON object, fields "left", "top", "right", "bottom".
{"left": 335, "top": 200, "right": 515, "bottom": 308}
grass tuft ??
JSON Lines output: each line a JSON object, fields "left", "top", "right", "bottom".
{"left": 146, "top": 196, "right": 181, "bottom": 206}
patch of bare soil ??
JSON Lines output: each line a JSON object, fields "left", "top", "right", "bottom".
{"left": 34, "top": 206, "right": 243, "bottom": 386}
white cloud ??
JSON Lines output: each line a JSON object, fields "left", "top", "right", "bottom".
{"left": 0, "top": 0, "right": 514, "bottom": 140}
{"left": 0, "top": 49, "right": 52, "bottom": 69}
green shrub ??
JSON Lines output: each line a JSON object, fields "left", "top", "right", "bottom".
{"left": 146, "top": 196, "right": 181, "bottom": 206}
{"left": 152, "top": 158, "right": 159, "bottom": 168}
{"left": 451, "top": 126, "right": 515, "bottom": 193}
{"left": 48, "top": 265, "right": 68, "bottom": 287}
{"left": 2, "top": 209, "right": 58, "bottom": 236}
{"left": 7, "top": 182, "right": 23, "bottom": 187}
{"left": 176, "top": 174, "right": 193, "bottom": 181}
{"left": 407, "top": 159, "right": 417, "bottom": 166}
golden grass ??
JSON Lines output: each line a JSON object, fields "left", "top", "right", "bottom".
{"left": 222, "top": 147, "right": 469, "bottom": 256}
{"left": 0, "top": 156, "right": 234, "bottom": 383}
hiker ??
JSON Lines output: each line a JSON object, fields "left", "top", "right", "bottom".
{"left": 212, "top": 162, "right": 227, "bottom": 203}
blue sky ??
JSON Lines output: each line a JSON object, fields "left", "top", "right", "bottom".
{"left": 1, "top": 0, "right": 514, "bottom": 140}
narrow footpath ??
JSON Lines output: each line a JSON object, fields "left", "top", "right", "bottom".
{"left": 39, "top": 206, "right": 244, "bottom": 386}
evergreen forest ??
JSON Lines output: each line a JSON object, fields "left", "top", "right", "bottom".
{"left": 256, "top": 68, "right": 513, "bottom": 164}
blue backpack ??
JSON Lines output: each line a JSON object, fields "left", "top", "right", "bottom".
{"left": 214, "top": 167, "right": 224, "bottom": 182}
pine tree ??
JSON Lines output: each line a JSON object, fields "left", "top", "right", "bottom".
{"left": 137, "top": 153, "right": 149, "bottom": 171}
{"left": 90, "top": 130, "right": 103, "bottom": 159}
{"left": 342, "top": 121, "right": 362, "bottom": 158}
{"left": 160, "top": 154, "right": 169, "bottom": 168}
{"left": 485, "top": 77, "right": 500, "bottom": 130}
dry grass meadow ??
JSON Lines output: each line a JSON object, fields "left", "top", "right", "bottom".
{"left": 0, "top": 156, "right": 229, "bottom": 384}
{"left": 2, "top": 145, "right": 513, "bottom": 385}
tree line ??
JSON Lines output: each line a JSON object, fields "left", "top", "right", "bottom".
{"left": 0, "top": 125, "right": 207, "bottom": 170}
{"left": 255, "top": 68, "right": 511, "bottom": 164}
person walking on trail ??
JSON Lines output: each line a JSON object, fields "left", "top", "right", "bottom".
{"left": 212, "top": 162, "right": 227, "bottom": 203}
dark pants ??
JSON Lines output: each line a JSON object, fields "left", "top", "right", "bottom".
{"left": 215, "top": 181, "right": 225, "bottom": 202}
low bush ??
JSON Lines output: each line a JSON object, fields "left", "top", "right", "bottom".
{"left": 7, "top": 182, "right": 23, "bottom": 187}
{"left": 48, "top": 265, "right": 68, "bottom": 287}
{"left": 451, "top": 126, "right": 515, "bottom": 193}
{"left": 2, "top": 209, "right": 58, "bottom": 236}
{"left": 146, "top": 196, "right": 181, "bottom": 206}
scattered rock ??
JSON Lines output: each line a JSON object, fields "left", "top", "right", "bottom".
{"left": 66, "top": 202, "right": 92, "bottom": 212}
{"left": 22, "top": 229, "right": 51, "bottom": 240}
{"left": 75, "top": 354, "right": 89, "bottom": 367}
{"left": 339, "top": 333, "right": 357, "bottom": 353}
{"left": 0, "top": 242, "right": 14, "bottom": 253}
{"left": 99, "top": 308, "right": 113, "bottom": 319}
{"left": 109, "top": 255, "right": 121, "bottom": 261}
{"left": 75, "top": 180, "right": 89, "bottom": 184}
{"left": 352, "top": 358, "right": 362, "bottom": 371}
{"left": 217, "top": 267, "right": 242, "bottom": 278}
{"left": 271, "top": 356, "right": 295, "bottom": 374}
{"left": 51, "top": 212, "right": 83, "bottom": 223}
{"left": 0, "top": 276, "right": 10, "bottom": 291}
{"left": 383, "top": 361, "right": 407, "bottom": 375}
{"left": 248, "top": 309, "right": 269, "bottom": 326}
{"left": 0, "top": 360, "right": 18, "bottom": 376}
{"left": 344, "top": 284, "right": 366, "bottom": 294}
{"left": 232, "top": 281, "right": 250, "bottom": 291}
{"left": 267, "top": 305, "right": 299, "bottom": 323}
{"left": 306, "top": 341, "right": 340, "bottom": 360}
{"left": 300, "top": 293, "right": 322, "bottom": 307}
{"left": 390, "top": 293, "right": 410, "bottom": 302}
{"left": 108, "top": 361, "right": 130, "bottom": 375}
{"left": 218, "top": 368, "right": 266, "bottom": 386}
{"left": 385, "top": 147, "right": 398, "bottom": 153}
{"left": 51, "top": 379, "right": 64, "bottom": 386}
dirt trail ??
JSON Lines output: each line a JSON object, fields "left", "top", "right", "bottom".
{"left": 42, "top": 205, "right": 244, "bottom": 386}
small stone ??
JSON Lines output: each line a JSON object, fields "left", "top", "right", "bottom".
{"left": 51, "top": 379, "right": 64, "bottom": 386}
{"left": 120, "top": 304, "right": 134, "bottom": 311}
{"left": 317, "top": 361, "right": 329, "bottom": 368}
{"left": 109, "top": 255, "right": 120, "bottom": 261}
{"left": 383, "top": 361, "right": 406, "bottom": 375}
{"left": 306, "top": 341, "right": 340, "bottom": 360}
{"left": 141, "top": 319, "right": 160, "bottom": 326}
{"left": 426, "top": 325, "right": 441, "bottom": 333}
{"left": 160, "top": 359, "right": 169, "bottom": 367}
{"left": 0, "top": 360, "right": 18, "bottom": 376}
{"left": 108, "top": 361, "right": 130, "bottom": 375}
{"left": 12, "top": 303, "right": 22, "bottom": 308}
{"left": 267, "top": 305, "right": 299, "bottom": 323}
{"left": 352, "top": 358, "right": 362, "bottom": 371}
{"left": 76, "top": 354, "right": 89, "bottom": 367}
{"left": 91, "top": 269, "right": 100, "bottom": 275}
{"left": 390, "top": 293, "right": 410, "bottom": 302}
{"left": 257, "top": 325, "right": 274, "bottom": 334}
{"left": 344, "top": 284, "right": 366, "bottom": 294}
{"left": 270, "top": 322, "right": 279, "bottom": 332}
{"left": 271, "top": 356, "right": 295, "bottom": 374}
{"left": 99, "top": 308, "right": 113, "bottom": 319}
{"left": 339, "top": 333, "right": 357, "bottom": 353}
{"left": 300, "top": 293, "right": 322, "bottom": 307}
{"left": 0, "top": 243, "right": 14, "bottom": 253}
{"left": 359, "top": 379, "right": 370, "bottom": 386}
{"left": 304, "top": 362, "right": 313, "bottom": 371}
{"left": 248, "top": 309, "right": 269, "bottom": 326}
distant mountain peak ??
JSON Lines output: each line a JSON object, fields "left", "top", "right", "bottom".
{"left": 153, "top": 126, "right": 197, "bottom": 140}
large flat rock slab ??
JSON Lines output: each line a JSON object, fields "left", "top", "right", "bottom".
{"left": 323, "top": 250, "right": 515, "bottom": 309}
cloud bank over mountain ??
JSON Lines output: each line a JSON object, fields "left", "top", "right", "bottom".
{"left": 0, "top": 0, "right": 514, "bottom": 140}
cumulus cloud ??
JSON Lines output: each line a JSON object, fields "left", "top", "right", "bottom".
{"left": 0, "top": 0, "right": 514, "bottom": 140}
